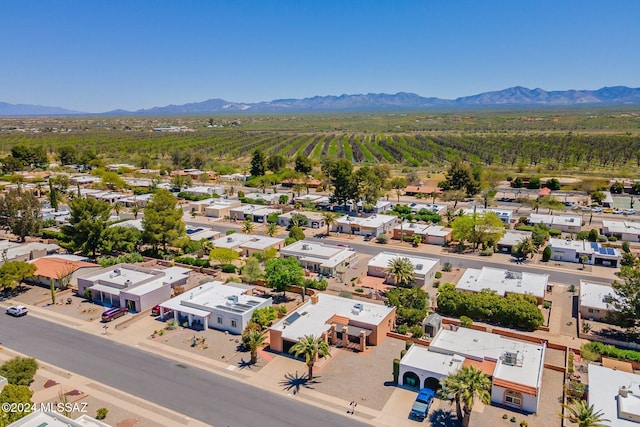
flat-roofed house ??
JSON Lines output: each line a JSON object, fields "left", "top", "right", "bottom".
{"left": 392, "top": 222, "right": 451, "bottom": 245}
{"left": 269, "top": 293, "right": 396, "bottom": 354}
{"left": 77, "top": 264, "right": 190, "bottom": 312}
{"left": 399, "top": 328, "right": 546, "bottom": 413}
{"left": 160, "top": 281, "right": 271, "bottom": 333}
{"left": 334, "top": 214, "right": 397, "bottom": 237}
{"left": 463, "top": 208, "right": 513, "bottom": 225}
{"left": 279, "top": 240, "right": 357, "bottom": 277}
{"left": 498, "top": 230, "right": 532, "bottom": 253}
{"left": 579, "top": 280, "right": 618, "bottom": 322}
{"left": 602, "top": 220, "right": 640, "bottom": 242}
{"left": 367, "top": 252, "right": 440, "bottom": 286}
{"left": 278, "top": 210, "right": 326, "bottom": 229}
{"left": 587, "top": 364, "right": 640, "bottom": 427}
{"left": 528, "top": 213, "right": 582, "bottom": 233}
{"left": 455, "top": 267, "right": 547, "bottom": 304}
{"left": 211, "top": 233, "right": 284, "bottom": 257}
{"left": 547, "top": 238, "right": 621, "bottom": 267}
{"left": 203, "top": 199, "right": 242, "bottom": 218}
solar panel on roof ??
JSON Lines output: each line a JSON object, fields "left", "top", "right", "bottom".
{"left": 607, "top": 248, "right": 615, "bottom": 255}
{"left": 285, "top": 312, "right": 301, "bottom": 325}
{"left": 590, "top": 242, "right": 599, "bottom": 250}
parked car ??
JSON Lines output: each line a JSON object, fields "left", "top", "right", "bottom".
{"left": 409, "top": 388, "right": 435, "bottom": 421}
{"left": 603, "top": 208, "right": 614, "bottom": 213}
{"left": 151, "top": 305, "right": 172, "bottom": 317}
{"left": 6, "top": 305, "right": 27, "bottom": 317}
{"left": 623, "top": 209, "right": 636, "bottom": 215}
{"left": 101, "top": 307, "right": 128, "bottom": 322}
{"left": 592, "top": 207, "right": 603, "bottom": 213}
{"left": 564, "top": 201, "right": 573, "bottom": 207}
{"left": 613, "top": 209, "right": 623, "bottom": 214}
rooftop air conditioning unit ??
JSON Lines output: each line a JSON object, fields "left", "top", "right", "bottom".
{"left": 352, "top": 303, "right": 363, "bottom": 315}
{"left": 227, "top": 236, "right": 233, "bottom": 242}
{"left": 302, "top": 244, "right": 310, "bottom": 250}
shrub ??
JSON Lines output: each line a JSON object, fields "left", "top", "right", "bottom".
{"left": 251, "top": 306, "right": 278, "bottom": 327}
{"left": 221, "top": 264, "right": 237, "bottom": 273}
{"left": 597, "top": 236, "right": 607, "bottom": 243}
{"left": 96, "top": 408, "right": 108, "bottom": 420}
{"left": 542, "top": 246, "right": 552, "bottom": 262}
{"left": 433, "top": 281, "right": 440, "bottom": 288}
{"left": 0, "top": 357, "right": 38, "bottom": 386}
{"left": 338, "top": 290, "right": 353, "bottom": 298}
{"left": 576, "top": 231, "right": 590, "bottom": 240}
{"left": 277, "top": 305, "right": 287, "bottom": 315}
{"left": 548, "top": 228, "right": 562, "bottom": 237}
{"left": 166, "top": 319, "right": 178, "bottom": 330}
{"left": 435, "top": 271, "right": 442, "bottom": 279}
{"left": 480, "top": 249, "right": 493, "bottom": 256}
{"left": 622, "top": 241, "right": 631, "bottom": 253}
{"left": 514, "top": 225, "right": 535, "bottom": 232}
{"left": 588, "top": 228, "right": 599, "bottom": 242}
{"left": 174, "top": 257, "right": 210, "bottom": 268}
{"left": 284, "top": 237, "right": 297, "bottom": 246}
{"left": 608, "top": 236, "right": 618, "bottom": 242}
{"left": 226, "top": 230, "right": 236, "bottom": 235}
{"left": 41, "top": 229, "right": 62, "bottom": 240}
{"left": 442, "top": 262, "right": 452, "bottom": 272}
{"left": 288, "top": 226, "right": 305, "bottom": 241}
{"left": 355, "top": 288, "right": 364, "bottom": 293}
{"left": 543, "top": 301, "right": 552, "bottom": 309}
{"left": 582, "top": 341, "right": 640, "bottom": 363}
{"left": 410, "top": 325, "right": 424, "bottom": 338}
{"left": 396, "top": 324, "right": 409, "bottom": 335}
{"left": 97, "top": 252, "right": 144, "bottom": 268}
{"left": 376, "top": 233, "right": 389, "bottom": 244}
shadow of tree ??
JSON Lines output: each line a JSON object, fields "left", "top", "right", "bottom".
{"left": 429, "top": 408, "right": 459, "bottom": 427}
{"left": 237, "top": 358, "right": 253, "bottom": 370}
{"left": 279, "top": 371, "right": 320, "bottom": 395}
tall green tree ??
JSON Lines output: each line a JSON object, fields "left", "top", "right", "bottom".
{"left": 99, "top": 226, "right": 141, "bottom": 254}
{"left": 0, "top": 384, "right": 33, "bottom": 425}
{"left": 440, "top": 366, "right": 491, "bottom": 427}
{"left": 0, "top": 188, "right": 42, "bottom": 242}
{"left": 355, "top": 166, "right": 383, "bottom": 204}
{"left": 265, "top": 257, "right": 304, "bottom": 296}
{"left": 11, "top": 144, "right": 48, "bottom": 168}
{"left": 327, "top": 159, "right": 357, "bottom": 209}
{"left": 439, "top": 160, "right": 481, "bottom": 197}
{"left": 267, "top": 154, "right": 287, "bottom": 173}
{"left": 60, "top": 197, "right": 111, "bottom": 256}
{"left": 386, "top": 286, "right": 429, "bottom": 326}
{"left": 390, "top": 177, "right": 407, "bottom": 202}
{"left": 142, "top": 189, "right": 186, "bottom": 251}
{"left": 48, "top": 179, "right": 59, "bottom": 211}
{"left": 561, "top": 400, "right": 609, "bottom": 427}
{"left": 387, "top": 257, "right": 415, "bottom": 287}
{"left": 451, "top": 212, "right": 504, "bottom": 250}
{"left": 250, "top": 149, "right": 266, "bottom": 177}
{"left": 289, "top": 335, "right": 331, "bottom": 380}
{"left": 0, "top": 261, "right": 36, "bottom": 292}
{"left": 608, "top": 264, "right": 640, "bottom": 331}
{"left": 294, "top": 154, "right": 313, "bottom": 174}
{"left": 241, "top": 257, "right": 265, "bottom": 284}
{"left": 209, "top": 247, "right": 240, "bottom": 266}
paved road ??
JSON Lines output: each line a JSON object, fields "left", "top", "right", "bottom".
{"left": 0, "top": 315, "right": 370, "bottom": 427}
{"left": 306, "top": 236, "right": 610, "bottom": 286}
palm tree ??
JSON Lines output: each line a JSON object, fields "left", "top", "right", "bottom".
{"left": 245, "top": 329, "right": 267, "bottom": 364}
{"left": 387, "top": 257, "right": 415, "bottom": 287}
{"left": 515, "top": 236, "right": 537, "bottom": 260}
{"left": 321, "top": 211, "right": 338, "bottom": 236}
{"left": 289, "top": 335, "right": 331, "bottom": 380}
{"left": 242, "top": 219, "right": 255, "bottom": 234}
{"left": 440, "top": 366, "right": 491, "bottom": 427}
{"left": 265, "top": 222, "right": 279, "bottom": 237}
{"left": 131, "top": 203, "right": 141, "bottom": 219}
{"left": 561, "top": 400, "right": 609, "bottom": 427}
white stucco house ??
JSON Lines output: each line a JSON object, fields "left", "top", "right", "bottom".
{"left": 159, "top": 281, "right": 271, "bottom": 333}
{"left": 400, "top": 328, "right": 546, "bottom": 414}
{"left": 547, "top": 238, "right": 621, "bottom": 267}
{"left": 367, "top": 252, "right": 440, "bottom": 286}
{"left": 455, "top": 267, "right": 548, "bottom": 304}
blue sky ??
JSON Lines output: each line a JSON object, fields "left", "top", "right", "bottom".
{"left": 1, "top": 0, "right": 639, "bottom": 112}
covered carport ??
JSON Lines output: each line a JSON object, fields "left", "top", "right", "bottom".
{"left": 88, "top": 284, "right": 121, "bottom": 307}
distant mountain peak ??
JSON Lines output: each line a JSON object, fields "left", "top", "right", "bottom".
{"left": 3, "top": 86, "right": 640, "bottom": 116}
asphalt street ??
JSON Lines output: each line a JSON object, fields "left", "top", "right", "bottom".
{"left": 0, "top": 314, "right": 371, "bottom": 427}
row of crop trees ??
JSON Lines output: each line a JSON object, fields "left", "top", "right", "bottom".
{"left": 4, "top": 126, "right": 640, "bottom": 169}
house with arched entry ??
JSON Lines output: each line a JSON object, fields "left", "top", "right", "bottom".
{"left": 399, "top": 328, "right": 545, "bottom": 414}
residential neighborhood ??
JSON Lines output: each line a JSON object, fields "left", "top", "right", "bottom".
{"left": 0, "top": 155, "right": 639, "bottom": 427}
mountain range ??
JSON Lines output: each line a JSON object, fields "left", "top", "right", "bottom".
{"left": 3, "top": 86, "right": 640, "bottom": 116}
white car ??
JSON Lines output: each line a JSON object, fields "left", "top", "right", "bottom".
{"left": 623, "top": 209, "right": 636, "bottom": 215}
{"left": 591, "top": 207, "right": 603, "bottom": 213}
{"left": 613, "top": 209, "right": 623, "bottom": 214}
{"left": 6, "top": 305, "right": 27, "bottom": 317}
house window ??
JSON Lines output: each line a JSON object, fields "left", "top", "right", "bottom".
{"left": 505, "top": 390, "right": 522, "bottom": 407}
{"left": 231, "top": 320, "right": 237, "bottom": 328}
{"left": 217, "top": 316, "right": 223, "bottom": 324}
{"left": 588, "top": 308, "right": 594, "bottom": 313}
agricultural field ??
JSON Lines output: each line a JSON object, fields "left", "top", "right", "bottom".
{"left": 1, "top": 109, "right": 640, "bottom": 177}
